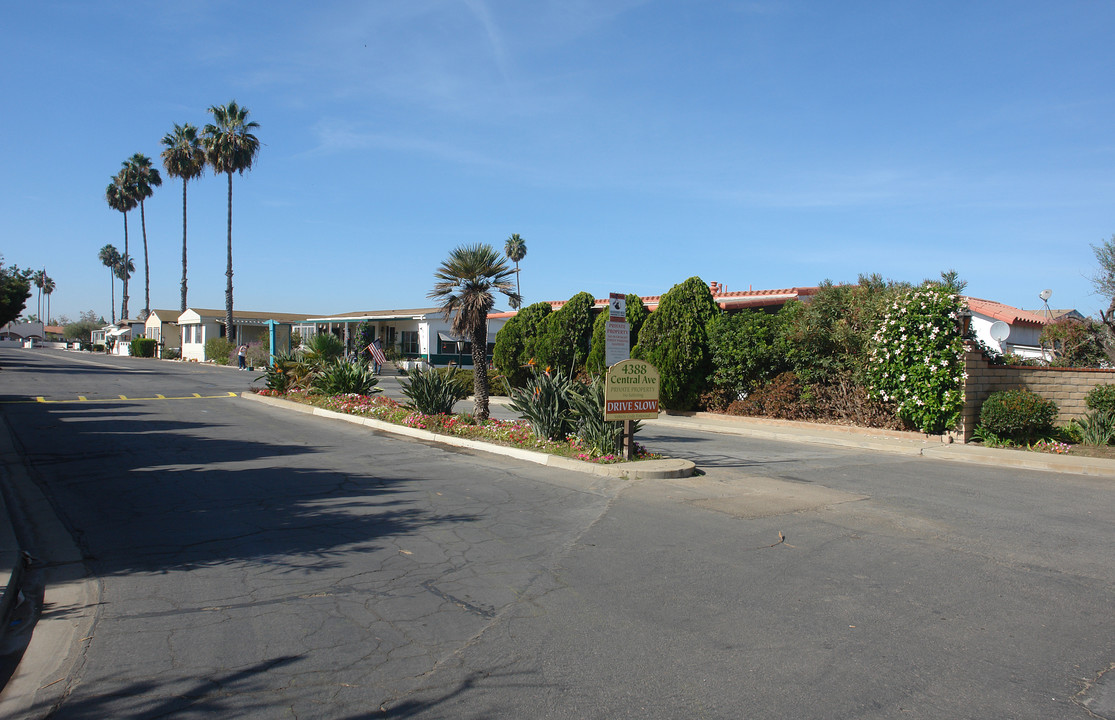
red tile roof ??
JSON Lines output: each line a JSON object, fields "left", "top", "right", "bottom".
{"left": 539, "top": 286, "right": 819, "bottom": 313}
{"left": 965, "top": 297, "right": 1049, "bottom": 327}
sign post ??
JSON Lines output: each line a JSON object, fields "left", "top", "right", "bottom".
{"left": 605, "top": 358, "right": 660, "bottom": 459}
{"left": 605, "top": 293, "right": 630, "bottom": 368}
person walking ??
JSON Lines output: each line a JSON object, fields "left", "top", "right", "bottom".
{"left": 237, "top": 343, "right": 248, "bottom": 370}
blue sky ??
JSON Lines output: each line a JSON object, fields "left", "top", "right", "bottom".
{"left": 3, "top": 1, "right": 1114, "bottom": 323}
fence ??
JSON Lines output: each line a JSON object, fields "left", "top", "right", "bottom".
{"left": 958, "top": 344, "right": 1115, "bottom": 441}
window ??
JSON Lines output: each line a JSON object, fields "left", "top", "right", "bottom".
{"left": 183, "top": 326, "right": 192, "bottom": 344}
{"left": 401, "top": 330, "right": 419, "bottom": 355}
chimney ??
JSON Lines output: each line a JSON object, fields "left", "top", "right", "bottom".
{"left": 709, "top": 281, "right": 720, "bottom": 295}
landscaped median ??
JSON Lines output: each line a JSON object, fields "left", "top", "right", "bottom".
{"left": 241, "top": 391, "right": 695, "bottom": 480}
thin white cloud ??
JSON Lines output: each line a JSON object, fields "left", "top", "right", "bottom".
{"left": 306, "top": 120, "right": 519, "bottom": 172}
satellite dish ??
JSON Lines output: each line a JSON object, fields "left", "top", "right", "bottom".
{"left": 1039, "top": 289, "right": 1052, "bottom": 302}
{"left": 989, "top": 321, "right": 1010, "bottom": 343}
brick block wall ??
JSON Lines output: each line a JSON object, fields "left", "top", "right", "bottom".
{"left": 959, "top": 344, "right": 1115, "bottom": 441}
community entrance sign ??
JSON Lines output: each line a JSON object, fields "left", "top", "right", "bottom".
{"left": 605, "top": 359, "right": 660, "bottom": 420}
{"left": 605, "top": 358, "right": 660, "bottom": 459}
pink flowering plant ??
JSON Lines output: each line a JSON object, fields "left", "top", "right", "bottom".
{"left": 865, "top": 284, "right": 967, "bottom": 434}
{"left": 283, "top": 391, "right": 648, "bottom": 460}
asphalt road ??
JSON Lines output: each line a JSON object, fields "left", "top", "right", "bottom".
{"left": 1, "top": 349, "right": 1114, "bottom": 719}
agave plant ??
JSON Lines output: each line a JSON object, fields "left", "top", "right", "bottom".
{"left": 257, "top": 352, "right": 316, "bottom": 392}
{"left": 401, "top": 366, "right": 470, "bottom": 415}
{"left": 311, "top": 359, "right": 381, "bottom": 396}
{"left": 1077, "top": 409, "right": 1115, "bottom": 446}
{"left": 568, "top": 374, "right": 640, "bottom": 456}
{"left": 507, "top": 366, "right": 579, "bottom": 441}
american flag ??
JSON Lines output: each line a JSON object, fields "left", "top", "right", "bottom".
{"left": 367, "top": 342, "right": 387, "bottom": 366}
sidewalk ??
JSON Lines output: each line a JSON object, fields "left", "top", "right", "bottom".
{"left": 646, "top": 411, "right": 1115, "bottom": 477}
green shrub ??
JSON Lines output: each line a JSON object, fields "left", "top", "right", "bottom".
{"left": 129, "top": 338, "right": 158, "bottom": 358}
{"left": 1086, "top": 384, "right": 1115, "bottom": 414}
{"left": 311, "top": 359, "right": 381, "bottom": 396}
{"left": 205, "top": 337, "right": 235, "bottom": 364}
{"left": 632, "top": 277, "right": 722, "bottom": 411}
{"left": 401, "top": 366, "right": 470, "bottom": 415}
{"left": 92, "top": 344, "right": 105, "bottom": 353}
{"left": 707, "top": 309, "right": 791, "bottom": 400}
{"left": 535, "top": 291, "right": 595, "bottom": 373}
{"left": 978, "top": 389, "right": 1058, "bottom": 442}
{"left": 782, "top": 276, "right": 905, "bottom": 385}
{"left": 507, "top": 366, "right": 578, "bottom": 440}
{"left": 865, "top": 283, "right": 966, "bottom": 433}
{"left": 493, "top": 301, "right": 552, "bottom": 387}
{"left": 305, "top": 332, "right": 345, "bottom": 363}
{"left": 1059, "top": 420, "right": 1084, "bottom": 445}
{"left": 161, "top": 346, "right": 181, "bottom": 360}
{"left": 244, "top": 343, "right": 269, "bottom": 368}
{"left": 1041, "top": 318, "right": 1107, "bottom": 368}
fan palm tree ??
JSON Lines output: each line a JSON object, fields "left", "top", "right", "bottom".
{"left": 105, "top": 173, "right": 137, "bottom": 319}
{"left": 114, "top": 255, "right": 135, "bottom": 318}
{"left": 161, "top": 123, "right": 206, "bottom": 312}
{"left": 429, "top": 243, "right": 521, "bottom": 419}
{"left": 43, "top": 275, "right": 55, "bottom": 325}
{"left": 31, "top": 270, "right": 45, "bottom": 322}
{"left": 504, "top": 233, "right": 527, "bottom": 300}
{"left": 98, "top": 244, "right": 121, "bottom": 322}
{"left": 123, "top": 153, "right": 162, "bottom": 319}
{"left": 202, "top": 100, "right": 260, "bottom": 344}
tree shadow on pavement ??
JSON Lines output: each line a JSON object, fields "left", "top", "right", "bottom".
{"left": 28, "top": 655, "right": 306, "bottom": 719}
{"left": 3, "top": 400, "right": 480, "bottom": 578}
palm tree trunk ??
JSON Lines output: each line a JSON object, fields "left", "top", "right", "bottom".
{"left": 109, "top": 269, "right": 116, "bottom": 324}
{"left": 121, "top": 211, "right": 130, "bottom": 320}
{"left": 471, "top": 322, "right": 490, "bottom": 419}
{"left": 225, "top": 172, "right": 235, "bottom": 344}
{"left": 141, "top": 199, "right": 150, "bottom": 319}
{"left": 516, "top": 261, "right": 521, "bottom": 299}
{"left": 181, "top": 178, "right": 188, "bottom": 312}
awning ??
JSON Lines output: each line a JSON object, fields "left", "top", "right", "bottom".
{"left": 107, "top": 328, "right": 131, "bottom": 337}
{"left": 437, "top": 332, "right": 466, "bottom": 343}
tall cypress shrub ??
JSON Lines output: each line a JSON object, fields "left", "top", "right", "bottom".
{"left": 537, "top": 291, "right": 595, "bottom": 373}
{"left": 632, "top": 277, "right": 721, "bottom": 410}
{"left": 492, "top": 301, "right": 553, "bottom": 387}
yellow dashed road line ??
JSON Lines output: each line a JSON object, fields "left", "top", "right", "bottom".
{"left": 3, "top": 392, "right": 239, "bottom": 405}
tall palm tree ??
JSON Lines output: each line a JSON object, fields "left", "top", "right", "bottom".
{"left": 31, "top": 270, "right": 45, "bottom": 322}
{"left": 123, "top": 153, "right": 162, "bottom": 319}
{"left": 429, "top": 243, "right": 521, "bottom": 419}
{"left": 98, "top": 244, "right": 121, "bottom": 322}
{"left": 105, "top": 173, "right": 137, "bottom": 319}
{"left": 202, "top": 100, "right": 260, "bottom": 345}
{"left": 43, "top": 275, "right": 55, "bottom": 325}
{"left": 114, "top": 255, "right": 135, "bottom": 319}
{"left": 161, "top": 123, "right": 206, "bottom": 312}
{"left": 504, "top": 233, "right": 527, "bottom": 300}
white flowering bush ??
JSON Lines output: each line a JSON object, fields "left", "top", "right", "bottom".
{"left": 866, "top": 285, "right": 967, "bottom": 433}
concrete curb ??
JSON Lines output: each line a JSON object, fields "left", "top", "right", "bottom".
{"left": 240, "top": 393, "right": 696, "bottom": 480}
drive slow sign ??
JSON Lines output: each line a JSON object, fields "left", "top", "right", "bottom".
{"left": 604, "top": 359, "right": 660, "bottom": 420}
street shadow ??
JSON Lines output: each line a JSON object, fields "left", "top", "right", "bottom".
{"left": 26, "top": 655, "right": 306, "bottom": 719}
{"left": 2, "top": 399, "right": 480, "bottom": 578}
